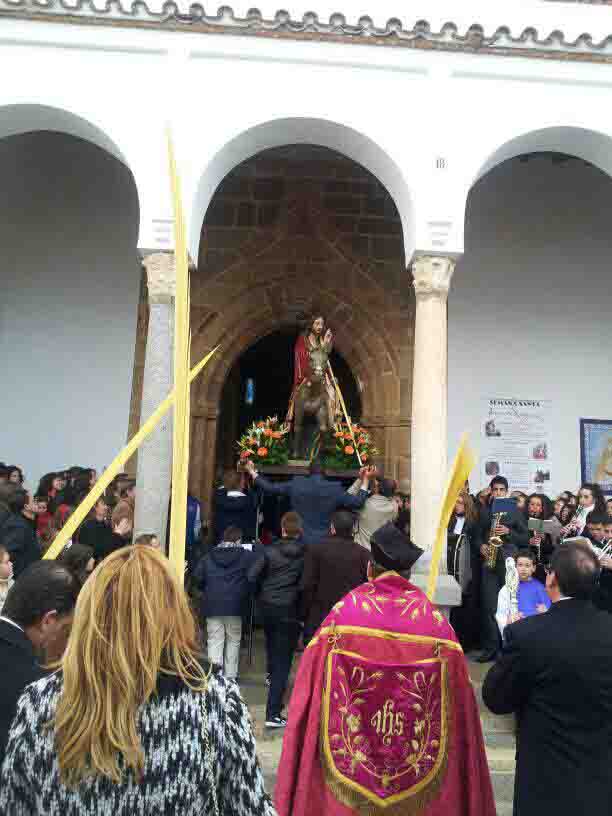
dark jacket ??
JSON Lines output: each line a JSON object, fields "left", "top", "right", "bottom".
{"left": 480, "top": 503, "right": 529, "bottom": 560}
{"left": 301, "top": 534, "right": 370, "bottom": 640}
{"left": 195, "top": 542, "right": 258, "bottom": 618}
{"left": 0, "top": 509, "right": 40, "bottom": 579}
{"left": 249, "top": 536, "right": 304, "bottom": 610}
{"left": 483, "top": 599, "right": 612, "bottom": 816}
{"left": 78, "top": 518, "right": 116, "bottom": 561}
{"left": 254, "top": 474, "right": 368, "bottom": 543}
{"left": 0, "top": 618, "right": 46, "bottom": 766}
{"left": 212, "top": 489, "right": 258, "bottom": 544}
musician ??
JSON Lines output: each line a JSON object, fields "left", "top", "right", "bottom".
{"left": 447, "top": 492, "right": 482, "bottom": 651}
{"left": 559, "top": 482, "right": 606, "bottom": 538}
{"left": 495, "top": 550, "right": 550, "bottom": 639}
{"left": 477, "top": 476, "right": 529, "bottom": 663}
{"left": 526, "top": 493, "right": 555, "bottom": 581}
{"left": 592, "top": 519, "right": 612, "bottom": 614}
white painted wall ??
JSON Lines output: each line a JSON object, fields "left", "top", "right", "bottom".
{"left": 449, "top": 155, "right": 612, "bottom": 495}
{"left": 0, "top": 131, "right": 140, "bottom": 491}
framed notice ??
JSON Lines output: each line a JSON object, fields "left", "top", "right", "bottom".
{"left": 480, "top": 398, "right": 552, "bottom": 494}
{"left": 580, "top": 418, "right": 612, "bottom": 495}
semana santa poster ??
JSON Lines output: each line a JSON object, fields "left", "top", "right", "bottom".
{"left": 480, "top": 397, "right": 552, "bottom": 493}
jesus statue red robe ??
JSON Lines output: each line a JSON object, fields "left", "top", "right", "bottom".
{"left": 275, "top": 539, "right": 495, "bottom": 816}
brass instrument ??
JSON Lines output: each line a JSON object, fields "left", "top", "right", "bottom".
{"left": 486, "top": 512, "right": 507, "bottom": 569}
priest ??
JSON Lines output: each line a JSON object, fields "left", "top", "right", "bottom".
{"left": 275, "top": 522, "right": 495, "bottom": 816}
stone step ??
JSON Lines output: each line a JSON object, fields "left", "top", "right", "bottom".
{"left": 485, "top": 746, "right": 516, "bottom": 773}
{"left": 485, "top": 731, "right": 516, "bottom": 750}
{"left": 490, "top": 770, "right": 515, "bottom": 804}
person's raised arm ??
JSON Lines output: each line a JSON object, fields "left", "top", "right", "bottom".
{"left": 340, "top": 467, "right": 374, "bottom": 511}
{"left": 244, "top": 460, "right": 291, "bottom": 497}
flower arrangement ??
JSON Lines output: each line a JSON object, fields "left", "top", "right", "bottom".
{"left": 322, "top": 421, "right": 378, "bottom": 470}
{"left": 237, "top": 416, "right": 290, "bottom": 466}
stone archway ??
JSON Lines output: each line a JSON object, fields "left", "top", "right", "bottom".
{"left": 188, "top": 145, "right": 414, "bottom": 504}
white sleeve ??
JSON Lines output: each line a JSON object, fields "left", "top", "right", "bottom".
{"left": 496, "top": 586, "right": 511, "bottom": 637}
{"left": 194, "top": 504, "right": 202, "bottom": 540}
{"left": 347, "top": 478, "right": 361, "bottom": 496}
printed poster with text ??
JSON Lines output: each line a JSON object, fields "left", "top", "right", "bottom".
{"left": 480, "top": 398, "right": 552, "bottom": 493}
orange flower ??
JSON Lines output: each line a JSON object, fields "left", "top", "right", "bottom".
{"left": 249, "top": 437, "right": 257, "bottom": 445}
{"left": 257, "top": 447, "right": 268, "bottom": 458}
{"left": 264, "top": 428, "right": 273, "bottom": 437}
{"left": 358, "top": 436, "right": 366, "bottom": 445}
{"left": 361, "top": 453, "right": 368, "bottom": 462}
{"left": 335, "top": 431, "right": 344, "bottom": 439}
{"left": 240, "top": 450, "right": 252, "bottom": 460}
{"left": 272, "top": 431, "right": 282, "bottom": 439}
{"left": 257, "top": 421, "right": 265, "bottom": 428}
{"left": 344, "top": 445, "right": 354, "bottom": 455}
{"left": 344, "top": 433, "right": 352, "bottom": 441}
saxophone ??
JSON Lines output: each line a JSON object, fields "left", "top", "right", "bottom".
{"left": 486, "top": 512, "right": 507, "bottom": 569}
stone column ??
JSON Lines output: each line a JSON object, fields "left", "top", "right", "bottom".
{"left": 409, "top": 254, "right": 460, "bottom": 611}
{"left": 133, "top": 252, "right": 175, "bottom": 544}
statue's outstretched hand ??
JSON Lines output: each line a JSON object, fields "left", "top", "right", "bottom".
{"left": 324, "top": 328, "right": 333, "bottom": 346}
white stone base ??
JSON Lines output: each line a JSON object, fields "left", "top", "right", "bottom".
{"left": 409, "top": 573, "right": 462, "bottom": 621}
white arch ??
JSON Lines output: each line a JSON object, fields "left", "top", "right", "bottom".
{"left": 0, "top": 104, "right": 140, "bottom": 235}
{"left": 189, "top": 117, "right": 415, "bottom": 262}
{"left": 473, "top": 125, "right": 612, "bottom": 190}
{"left": 0, "top": 104, "right": 129, "bottom": 165}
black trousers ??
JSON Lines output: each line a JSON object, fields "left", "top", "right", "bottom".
{"left": 261, "top": 603, "right": 300, "bottom": 719}
{"left": 480, "top": 559, "right": 505, "bottom": 654}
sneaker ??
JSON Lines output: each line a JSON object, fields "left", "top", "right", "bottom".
{"left": 265, "top": 715, "right": 287, "bottom": 729}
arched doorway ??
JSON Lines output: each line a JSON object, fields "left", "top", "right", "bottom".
{"left": 0, "top": 106, "right": 140, "bottom": 487}
{"left": 450, "top": 138, "right": 612, "bottom": 492}
{"left": 189, "top": 144, "right": 413, "bottom": 504}
{"left": 216, "top": 328, "right": 362, "bottom": 473}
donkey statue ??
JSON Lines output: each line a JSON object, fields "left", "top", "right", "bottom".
{"left": 292, "top": 344, "right": 333, "bottom": 460}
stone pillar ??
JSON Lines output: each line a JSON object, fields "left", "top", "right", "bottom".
{"left": 133, "top": 252, "right": 175, "bottom": 544}
{"left": 409, "top": 254, "right": 460, "bottom": 612}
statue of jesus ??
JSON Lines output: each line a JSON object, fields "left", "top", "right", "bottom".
{"left": 286, "top": 315, "right": 338, "bottom": 432}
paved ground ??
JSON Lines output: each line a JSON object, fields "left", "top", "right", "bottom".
{"left": 235, "top": 634, "right": 515, "bottom": 810}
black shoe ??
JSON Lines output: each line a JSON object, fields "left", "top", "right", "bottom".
{"left": 265, "top": 715, "right": 287, "bottom": 729}
{"left": 476, "top": 650, "right": 497, "bottom": 663}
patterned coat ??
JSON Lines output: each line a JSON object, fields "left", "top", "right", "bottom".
{"left": 0, "top": 667, "right": 275, "bottom": 816}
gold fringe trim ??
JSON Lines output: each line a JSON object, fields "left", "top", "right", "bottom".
{"left": 320, "top": 656, "right": 452, "bottom": 814}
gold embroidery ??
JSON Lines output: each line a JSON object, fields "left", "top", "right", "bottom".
{"left": 371, "top": 700, "right": 405, "bottom": 744}
{"left": 315, "top": 625, "right": 462, "bottom": 652}
{"left": 322, "top": 650, "right": 450, "bottom": 811}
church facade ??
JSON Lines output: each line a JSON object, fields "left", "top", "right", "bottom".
{"left": 2, "top": 0, "right": 612, "bottom": 552}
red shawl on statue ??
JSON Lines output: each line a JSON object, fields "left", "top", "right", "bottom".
{"left": 275, "top": 573, "right": 495, "bottom": 816}
{"left": 287, "top": 333, "right": 312, "bottom": 424}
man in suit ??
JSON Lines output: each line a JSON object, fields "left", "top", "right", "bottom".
{"left": 301, "top": 509, "right": 370, "bottom": 644}
{"left": 477, "top": 475, "right": 529, "bottom": 662}
{"left": 0, "top": 561, "right": 79, "bottom": 764}
{"left": 483, "top": 539, "right": 612, "bottom": 816}
{"left": 245, "top": 459, "right": 373, "bottom": 544}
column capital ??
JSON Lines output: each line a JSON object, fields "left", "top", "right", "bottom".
{"left": 141, "top": 251, "right": 176, "bottom": 303}
{"left": 411, "top": 254, "right": 457, "bottom": 300}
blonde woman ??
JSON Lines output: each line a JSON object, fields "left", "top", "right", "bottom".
{"left": 0, "top": 546, "right": 275, "bottom": 815}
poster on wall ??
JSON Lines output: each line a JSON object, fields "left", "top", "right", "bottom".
{"left": 480, "top": 398, "right": 552, "bottom": 494}
{"left": 580, "top": 418, "right": 612, "bottom": 496}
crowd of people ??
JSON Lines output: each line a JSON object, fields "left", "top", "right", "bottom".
{"left": 1, "top": 455, "right": 611, "bottom": 814}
